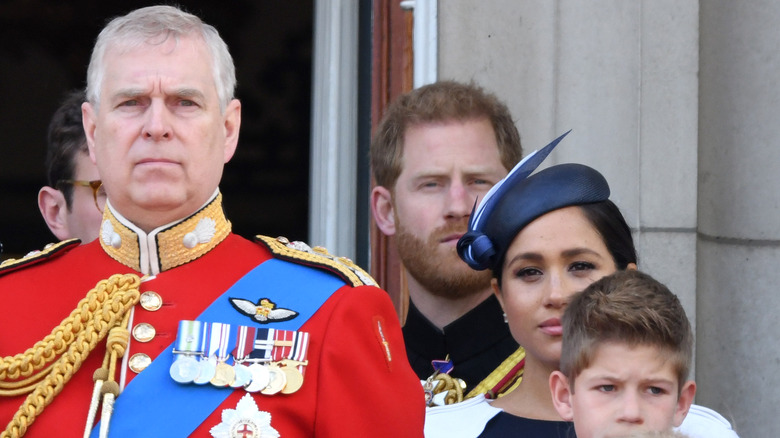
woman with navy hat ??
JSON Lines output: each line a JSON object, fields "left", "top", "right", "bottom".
{"left": 423, "top": 133, "right": 738, "bottom": 437}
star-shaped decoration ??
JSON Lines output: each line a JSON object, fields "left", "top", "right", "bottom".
{"left": 210, "top": 393, "right": 280, "bottom": 438}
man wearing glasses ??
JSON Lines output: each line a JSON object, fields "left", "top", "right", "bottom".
{"left": 38, "top": 90, "right": 105, "bottom": 243}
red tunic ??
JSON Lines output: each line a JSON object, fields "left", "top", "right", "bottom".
{"left": 1, "top": 214, "right": 424, "bottom": 436}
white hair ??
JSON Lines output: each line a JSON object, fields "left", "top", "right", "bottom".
{"left": 85, "top": 5, "right": 236, "bottom": 112}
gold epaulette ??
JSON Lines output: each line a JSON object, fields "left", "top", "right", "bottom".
{"left": 254, "top": 235, "right": 377, "bottom": 288}
{"left": 0, "top": 239, "right": 80, "bottom": 276}
{"left": 466, "top": 346, "right": 526, "bottom": 400}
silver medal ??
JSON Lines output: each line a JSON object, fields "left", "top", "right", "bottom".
{"left": 261, "top": 365, "right": 287, "bottom": 395}
{"left": 193, "top": 355, "right": 217, "bottom": 385}
{"left": 170, "top": 355, "right": 200, "bottom": 384}
{"left": 244, "top": 363, "right": 271, "bottom": 393}
{"left": 231, "top": 363, "right": 253, "bottom": 388}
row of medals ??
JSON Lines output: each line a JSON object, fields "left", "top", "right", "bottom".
{"left": 169, "top": 355, "right": 306, "bottom": 395}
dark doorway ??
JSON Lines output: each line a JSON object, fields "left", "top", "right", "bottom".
{"left": 0, "top": 1, "right": 313, "bottom": 259}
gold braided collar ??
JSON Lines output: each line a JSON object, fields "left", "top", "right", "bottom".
{"left": 99, "top": 192, "right": 231, "bottom": 274}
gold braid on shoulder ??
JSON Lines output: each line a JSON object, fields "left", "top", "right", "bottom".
{"left": 0, "top": 274, "right": 141, "bottom": 438}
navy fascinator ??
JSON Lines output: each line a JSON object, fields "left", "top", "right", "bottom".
{"left": 457, "top": 131, "right": 610, "bottom": 271}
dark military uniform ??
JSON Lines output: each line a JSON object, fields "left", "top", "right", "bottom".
{"left": 403, "top": 294, "right": 520, "bottom": 395}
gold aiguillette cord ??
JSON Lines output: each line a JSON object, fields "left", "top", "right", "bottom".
{"left": 1, "top": 274, "right": 141, "bottom": 438}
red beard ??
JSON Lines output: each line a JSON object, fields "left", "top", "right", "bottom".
{"left": 395, "top": 220, "right": 492, "bottom": 300}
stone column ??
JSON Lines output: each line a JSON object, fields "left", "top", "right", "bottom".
{"left": 439, "top": 0, "right": 699, "bottom": 337}
{"left": 698, "top": 2, "right": 780, "bottom": 436}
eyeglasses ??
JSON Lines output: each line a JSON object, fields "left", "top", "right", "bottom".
{"left": 57, "top": 179, "right": 107, "bottom": 213}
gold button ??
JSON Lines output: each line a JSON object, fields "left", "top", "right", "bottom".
{"left": 139, "top": 291, "right": 163, "bottom": 311}
{"left": 129, "top": 353, "right": 151, "bottom": 373}
{"left": 132, "top": 323, "right": 156, "bottom": 343}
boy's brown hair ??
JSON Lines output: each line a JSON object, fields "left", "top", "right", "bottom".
{"left": 560, "top": 270, "right": 693, "bottom": 393}
{"left": 370, "top": 80, "right": 523, "bottom": 190}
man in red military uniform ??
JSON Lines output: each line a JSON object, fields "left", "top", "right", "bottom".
{"left": 0, "top": 5, "right": 424, "bottom": 437}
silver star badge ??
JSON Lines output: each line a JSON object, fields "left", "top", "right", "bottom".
{"left": 210, "top": 393, "right": 280, "bottom": 438}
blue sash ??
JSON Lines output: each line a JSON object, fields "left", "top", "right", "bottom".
{"left": 92, "top": 258, "right": 345, "bottom": 437}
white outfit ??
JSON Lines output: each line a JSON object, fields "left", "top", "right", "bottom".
{"left": 677, "top": 404, "right": 740, "bottom": 438}
{"left": 424, "top": 396, "right": 498, "bottom": 438}
{"left": 424, "top": 397, "right": 739, "bottom": 438}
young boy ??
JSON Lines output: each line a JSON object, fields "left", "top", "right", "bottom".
{"left": 549, "top": 270, "right": 697, "bottom": 438}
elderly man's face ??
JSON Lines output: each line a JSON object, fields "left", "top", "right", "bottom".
{"left": 83, "top": 35, "right": 240, "bottom": 231}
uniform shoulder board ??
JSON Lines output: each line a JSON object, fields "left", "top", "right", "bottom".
{"left": 0, "top": 239, "right": 80, "bottom": 276}
{"left": 254, "top": 235, "right": 377, "bottom": 288}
